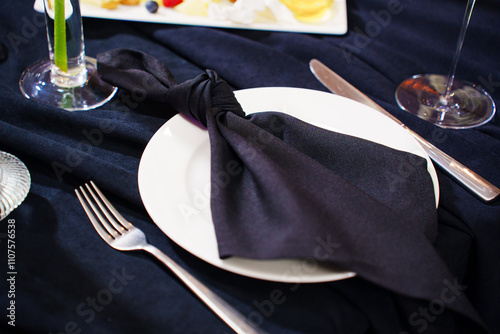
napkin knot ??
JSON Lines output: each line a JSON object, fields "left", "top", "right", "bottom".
{"left": 164, "top": 70, "right": 245, "bottom": 128}
{"left": 97, "top": 49, "right": 244, "bottom": 128}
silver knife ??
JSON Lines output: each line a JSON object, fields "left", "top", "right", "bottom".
{"left": 309, "top": 58, "right": 500, "bottom": 202}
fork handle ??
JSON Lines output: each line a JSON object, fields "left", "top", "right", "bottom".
{"left": 143, "top": 244, "right": 267, "bottom": 334}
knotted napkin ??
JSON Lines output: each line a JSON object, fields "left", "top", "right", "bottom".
{"left": 97, "top": 49, "right": 483, "bottom": 328}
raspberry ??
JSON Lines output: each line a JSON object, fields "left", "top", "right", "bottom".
{"left": 163, "top": 0, "right": 183, "bottom": 7}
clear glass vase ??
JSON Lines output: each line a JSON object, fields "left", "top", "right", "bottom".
{"left": 19, "top": 0, "right": 117, "bottom": 111}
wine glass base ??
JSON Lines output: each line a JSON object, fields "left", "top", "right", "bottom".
{"left": 19, "top": 57, "right": 118, "bottom": 111}
{"left": 395, "top": 74, "right": 496, "bottom": 129}
{"left": 0, "top": 151, "right": 31, "bottom": 221}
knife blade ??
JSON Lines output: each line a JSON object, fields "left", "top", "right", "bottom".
{"left": 309, "top": 58, "right": 500, "bottom": 202}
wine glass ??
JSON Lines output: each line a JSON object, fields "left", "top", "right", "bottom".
{"left": 0, "top": 152, "right": 31, "bottom": 221}
{"left": 395, "top": 0, "right": 495, "bottom": 129}
{"left": 19, "top": 0, "right": 117, "bottom": 111}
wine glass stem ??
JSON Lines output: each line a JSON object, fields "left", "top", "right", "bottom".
{"left": 441, "top": 0, "right": 476, "bottom": 104}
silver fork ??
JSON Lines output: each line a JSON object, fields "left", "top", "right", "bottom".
{"left": 75, "top": 181, "right": 266, "bottom": 334}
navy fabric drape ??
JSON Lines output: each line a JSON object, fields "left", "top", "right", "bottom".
{"left": 1, "top": 0, "right": 499, "bottom": 333}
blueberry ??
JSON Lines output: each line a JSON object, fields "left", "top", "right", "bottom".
{"left": 145, "top": 1, "right": 159, "bottom": 13}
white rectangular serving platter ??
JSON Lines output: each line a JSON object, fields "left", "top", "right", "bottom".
{"left": 35, "top": 0, "right": 347, "bottom": 35}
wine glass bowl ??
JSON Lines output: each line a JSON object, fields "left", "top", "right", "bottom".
{"left": 395, "top": 0, "right": 495, "bottom": 129}
{"left": 396, "top": 74, "right": 495, "bottom": 129}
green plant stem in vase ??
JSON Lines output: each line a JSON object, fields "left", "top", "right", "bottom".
{"left": 54, "top": 0, "right": 68, "bottom": 73}
{"left": 19, "top": 0, "right": 117, "bottom": 111}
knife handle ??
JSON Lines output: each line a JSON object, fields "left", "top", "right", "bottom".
{"left": 405, "top": 127, "right": 500, "bottom": 202}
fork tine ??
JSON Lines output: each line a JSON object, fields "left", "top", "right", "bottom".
{"left": 75, "top": 187, "right": 116, "bottom": 243}
{"left": 85, "top": 182, "right": 127, "bottom": 234}
{"left": 88, "top": 181, "right": 132, "bottom": 231}
{"left": 76, "top": 181, "right": 268, "bottom": 334}
{"left": 80, "top": 185, "right": 122, "bottom": 238}
{"left": 78, "top": 185, "right": 122, "bottom": 238}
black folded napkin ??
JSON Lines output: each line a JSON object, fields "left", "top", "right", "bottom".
{"left": 97, "top": 49, "right": 483, "bottom": 329}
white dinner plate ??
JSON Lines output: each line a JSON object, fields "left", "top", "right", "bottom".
{"left": 138, "top": 87, "right": 439, "bottom": 283}
{"left": 34, "top": 0, "right": 347, "bottom": 35}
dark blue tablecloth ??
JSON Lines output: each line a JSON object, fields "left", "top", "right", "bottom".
{"left": 1, "top": 0, "right": 499, "bottom": 333}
